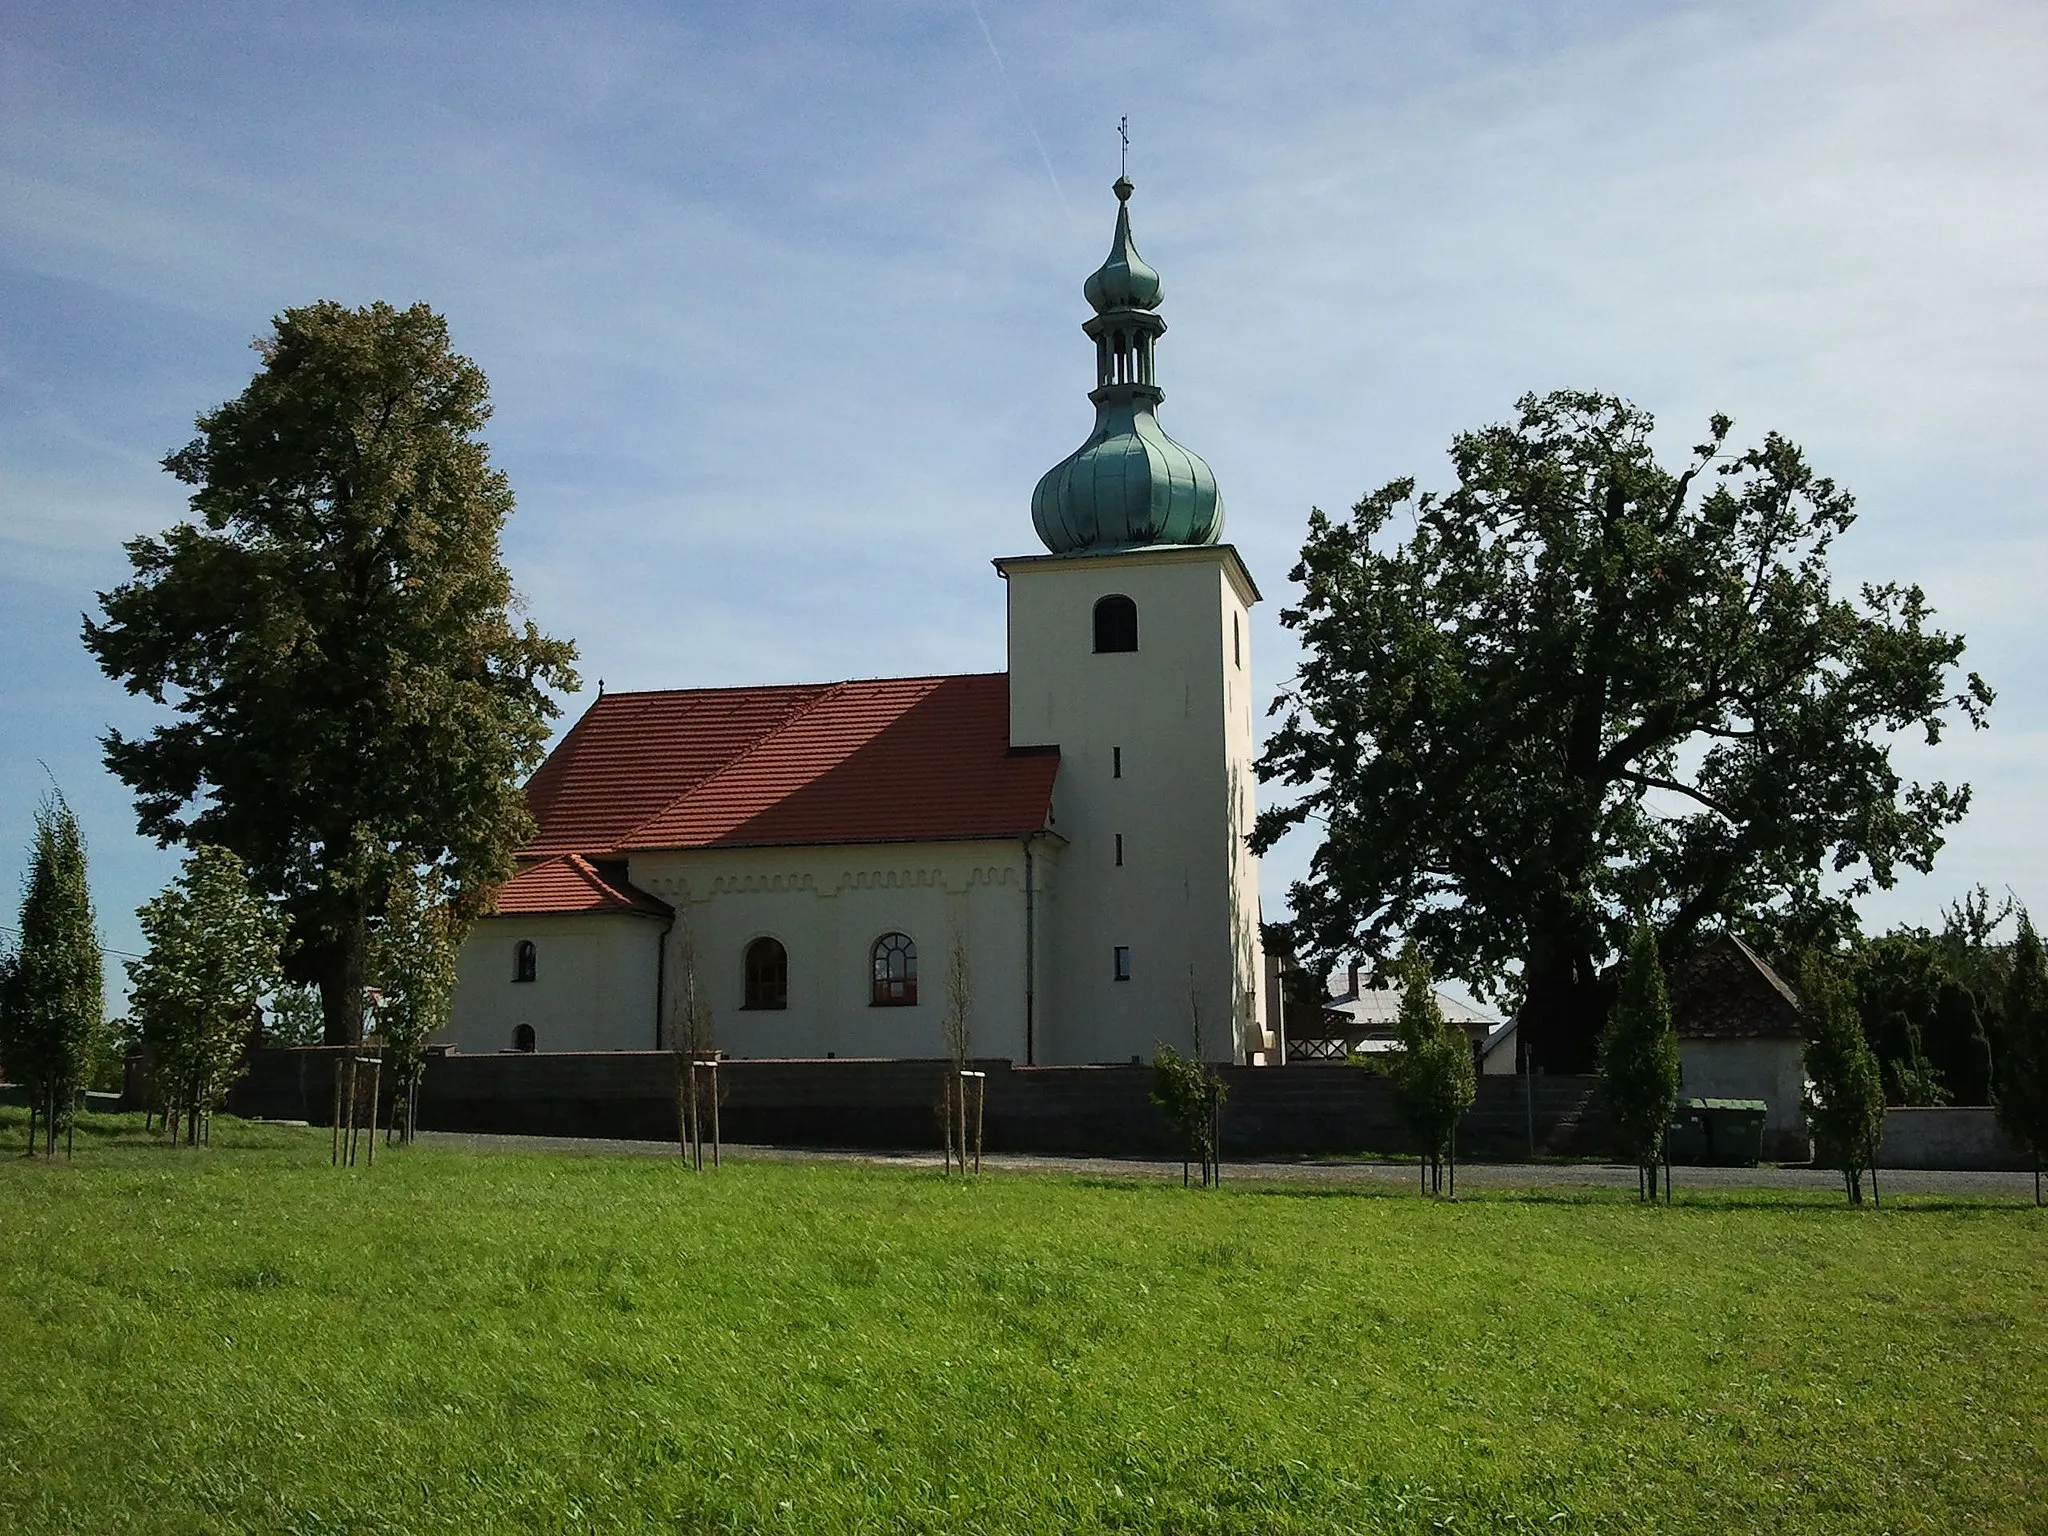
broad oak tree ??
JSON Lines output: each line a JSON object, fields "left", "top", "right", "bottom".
{"left": 86, "top": 301, "right": 577, "bottom": 1044}
{"left": 1254, "top": 390, "right": 1991, "bottom": 1070}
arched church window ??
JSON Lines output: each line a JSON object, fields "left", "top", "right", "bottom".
{"left": 512, "top": 1024, "right": 536, "bottom": 1052}
{"left": 1094, "top": 594, "right": 1138, "bottom": 653}
{"left": 871, "top": 933, "right": 917, "bottom": 1007}
{"left": 513, "top": 940, "right": 537, "bottom": 983}
{"left": 744, "top": 937, "right": 788, "bottom": 1011}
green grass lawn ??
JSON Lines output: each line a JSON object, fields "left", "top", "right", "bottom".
{"left": 2, "top": 1113, "right": 2044, "bottom": 1534}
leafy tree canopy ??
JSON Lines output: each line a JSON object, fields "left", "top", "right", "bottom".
{"left": 1255, "top": 390, "right": 1991, "bottom": 1070}
{"left": 127, "top": 844, "right": 284, "bottom": 1138}
{"left": 85, "top": 301, "right": 578, "bottom": 1042}
{"left": 366, "top": 864, "right": 465, "bottom": 1124}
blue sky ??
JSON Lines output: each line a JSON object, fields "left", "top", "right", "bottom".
{"left": 3, "top": 0, "right": 2044, "bottom": 995}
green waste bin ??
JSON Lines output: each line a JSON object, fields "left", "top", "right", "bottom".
{"left": 1666, "top": 1098, "right": 1768, "bottom": 1167}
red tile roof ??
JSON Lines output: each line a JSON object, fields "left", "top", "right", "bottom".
{"left": 521, "top": 672, "right": 1058, "bottom": 858}
{"left": 490, "top": 854, "right": 672, "bottom": 918}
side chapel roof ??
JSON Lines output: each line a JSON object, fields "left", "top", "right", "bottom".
{"left": 1670, "top": 932, "right": 1804, "bottom": 1041}
{"left": 516, "top": 671, "right": 1058, "bottom": 866}
{"left": 491, "top": 853, "right": 672, "bottom": 918}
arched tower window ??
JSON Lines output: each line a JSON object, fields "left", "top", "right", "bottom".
{"left": 1094, "top": 594, "right": 1138, "bottom": 653}
{"left": 513, "top": 940, "right": 537, "bottom": 983}
{"left": 512, "top": 1024, "right": 536, "bottom": 1052}
{"left": 744, "top": 937, "right": 788, "bottom": 1011}
{"left": 871, "top": 933, "right": 917, "bottom": 1007}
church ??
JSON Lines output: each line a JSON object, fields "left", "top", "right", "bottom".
{"left": 437, "top": 177, "right": 1281, "bottom": 1067}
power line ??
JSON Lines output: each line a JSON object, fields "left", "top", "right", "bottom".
{"left": 0, "top": 923, "right": 144, "bottom": 962}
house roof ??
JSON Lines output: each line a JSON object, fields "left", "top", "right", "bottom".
{"left": 522, "top": 672, "right": 1059, "bottom": 858}
{"left": 489, "top": 854, "right": 672, "bottom": 919}
{"left": 1322, "top": 980, "right": 1500, "bottom": 1035}
{"left": 1671, "top": 933, "right": 1804, "bottom": 1040}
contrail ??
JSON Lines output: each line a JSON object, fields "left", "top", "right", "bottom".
{"left": 963, "top": 0, "right": 1069, "bottom": 215}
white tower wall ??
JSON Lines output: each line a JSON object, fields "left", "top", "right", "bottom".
{"left": 999, "top": 544, "right": 1269, "bottom": 1064}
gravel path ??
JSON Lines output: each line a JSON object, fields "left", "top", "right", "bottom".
{"left": 415, "top": 1130, "right": 2042, "bottom": 1198}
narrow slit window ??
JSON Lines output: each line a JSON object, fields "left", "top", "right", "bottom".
{"left": 1114, "top": 833, "right": 1124, "bottom": 867}
{"left": 744, "top": 936, "right": 788, "bottom": 1010}
{"left": 1113, "top": 946, "right": 1131, "bottom": 982}
{"left": 1113, "top": 745, "right": 1122, "bottom": 779}
{"left": 1233, "top": 613, "right": 1242, "bottom": 668}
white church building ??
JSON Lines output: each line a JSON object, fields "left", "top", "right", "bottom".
{"left": 438, "top": 177, "right": 1281, "bottom": 1066}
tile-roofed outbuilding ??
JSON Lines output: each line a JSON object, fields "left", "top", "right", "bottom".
{"left": 521, "top": 672, "right": 1058, "bottom": 858}
{"left": 490, "top": 853, "right": 672, "bottom": 918}
{"left": 1671, "top": 932, "right": 1804, "bottom": 1040}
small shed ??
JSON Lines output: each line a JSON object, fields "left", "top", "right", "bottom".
{"left": 1669, "top": 934, "right": 1809, "bottom": 1162}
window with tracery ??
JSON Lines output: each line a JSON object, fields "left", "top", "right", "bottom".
{"left": 1093, "top": 594, "right": 1138, "bottom": 653}
{"left": 744, "top": 936, "right": 788, "bottom": 1010}
{"left": 871, "top": 932, "right": 917, "bottom": 1007}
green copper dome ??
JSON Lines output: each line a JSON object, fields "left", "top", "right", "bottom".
{"left": 1033, "top": 179, "right": 1223, "bottom": 555}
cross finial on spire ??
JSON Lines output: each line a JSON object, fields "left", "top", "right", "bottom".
{"left": 1118, "top": 115, "right": 1129, "bottom": 179}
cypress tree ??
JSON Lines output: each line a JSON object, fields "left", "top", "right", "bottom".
{"left": 1801, "top": 951, "right": 1886, "bottom": 1206}
{"left": 1388, "top": 945, "right": 1475, "bottom": 1196}
{"left": 0, "top": 796, "right": 104, "bottom": 1156}
{"left": 1997, "top": 910, "right": 2048, "bottom": 1205}
{"left": 1600, "top": 922, "right": 1681, "bottom": 1202}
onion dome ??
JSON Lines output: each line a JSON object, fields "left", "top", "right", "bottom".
{"left": 1082, "top": 177, "right": 1163, "bottom": 312}
{"left": 1032, "top": 179, "right": 1222, "bottom": 555}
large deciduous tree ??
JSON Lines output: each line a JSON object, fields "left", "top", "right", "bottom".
{"left": 0, "top": 796, "right": 104, "bottom": 1156}
{"left": 1255, "top": 390, "right": 1991, "bottom": 1071}
{"left": 85, "top": 301, "right": 578, "bottom": 1043}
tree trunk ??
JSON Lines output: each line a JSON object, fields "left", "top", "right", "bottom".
{"left": 1517, "top": 948, "right": 1608, "bottom": 1075}
{"left": 314, "top": 905, "right": 368, "bottom": 1046}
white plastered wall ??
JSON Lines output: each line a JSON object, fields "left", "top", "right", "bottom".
{"left": 1678, "top": 1038, "right": 1811, "bottom": 1157}
{"left": 442, "top": 911, "right": 666, "bottom": 1054}
{"left": 999, "top": 544, "right": 1271, "bottom": 1064}
{"left": 628, "top": 839, "right": 1041, "bottom": 1061}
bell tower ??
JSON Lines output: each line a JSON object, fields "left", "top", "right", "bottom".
{"left": 999, "top": 176, "right": 1272, "bottom": 1065}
